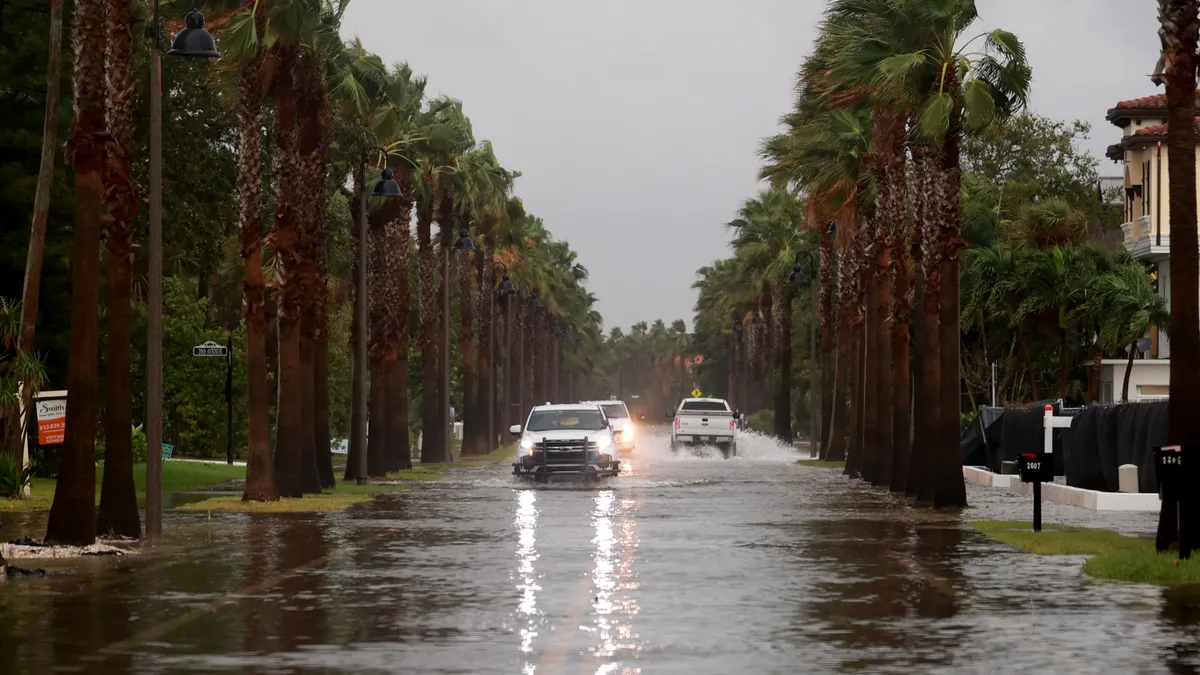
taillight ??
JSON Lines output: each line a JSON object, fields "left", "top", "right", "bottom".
{"left": 729, "top": 419, "right": 735, "bottom": 431}
{"left": 674, "top": 418, "right": 680, "bottom": 430}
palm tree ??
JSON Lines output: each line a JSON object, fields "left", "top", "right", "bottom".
{"left": 822, "top": 0, "right": 1030, "bottom": 503}
{"left": 728, "top": 189, "right": 804, "bottom": 440}
{"left": 1156, "top": 0, "right": 1200, "bottom": 553}
{"left": 219, "top": 2, "right": 277, "bottom": 502}
{"left": 1085, "top": 261, "right": 1170, "bottom": 401}
{"left": 412, "top": 97, "right": 473, "bottom": 464}
{"left": 96, "top": 0, "right": 141, "bottom": 537}
{"left": 364, "top": 63, "right": 428, "bottom": 475}
{"left": 46, "top": 0, "right": 105, "bottom": 545}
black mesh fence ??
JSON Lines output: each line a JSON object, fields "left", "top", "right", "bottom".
{"left": 960, "top": 399, "right": 1168, "bottom": 493}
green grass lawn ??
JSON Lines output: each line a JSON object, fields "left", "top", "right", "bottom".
{"left": 1, "top": 461, "right": 246, "bottom": 513}
{"left": 970, "top": 520, "right": 1200, "bottom": 585}
{"left": 796, "top": 459, "right": 846, "bottom": 469}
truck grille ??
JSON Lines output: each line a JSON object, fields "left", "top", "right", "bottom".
{"left": 535, "top": 438, "right": 597, "bottom": 465}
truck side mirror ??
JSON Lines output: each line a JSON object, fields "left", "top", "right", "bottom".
{"left": 508, "top": 424, "right": 522, "bottom": 435}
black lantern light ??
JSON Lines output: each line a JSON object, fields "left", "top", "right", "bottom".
{"left": 168, "top": 3, "right": 221, "bottom": 58}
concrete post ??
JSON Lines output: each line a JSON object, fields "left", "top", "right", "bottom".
{"left": 1118, "top": 464, "right": 1139, "bottom": 493}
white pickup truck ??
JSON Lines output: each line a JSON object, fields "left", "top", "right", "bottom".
{"left": 670, "top": 398, "right": 740, "bottom": 459}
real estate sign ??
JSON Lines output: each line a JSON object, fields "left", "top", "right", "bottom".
{"left": 35, "top": 396, "right": 66, "bottom": 445}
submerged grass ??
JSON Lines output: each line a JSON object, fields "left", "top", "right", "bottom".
{"left": 970, "top": 519, "right": 1200, "bottom": 585}
{"left": 1, "top": 462, "right": 246, "bottom": 513}
{"left": 796, "top": 459, "right": 846, "bottom": 470}
{"left": 175, "top": 445, "right": 514, "bottom": 514}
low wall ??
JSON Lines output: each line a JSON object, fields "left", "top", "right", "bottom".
{"left": 962, "top": 466, "right": 1161, "bottom": 512}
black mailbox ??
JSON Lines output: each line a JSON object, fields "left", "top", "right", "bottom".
{"left": 1154, "top": 444, "right": 1193, "bottom": 500}
{"left": 1018, "top": 452, "right": 1053, "bottom": 483}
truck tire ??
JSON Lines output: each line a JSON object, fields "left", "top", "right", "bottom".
{"left": 670, "top": 437, "right": 680, "bottom": 452}
{"left": 718, "top": 443, "right": 732, "bottom": 459}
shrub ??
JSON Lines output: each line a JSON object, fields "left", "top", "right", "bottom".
{"left": 0, "top": 455, "right": 32, "bottom": 499}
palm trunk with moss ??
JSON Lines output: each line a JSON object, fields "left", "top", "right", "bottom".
{"left": 1157, "top": 0, "right": 1200, "bottom": 553}
{"left": 46, "top": 0, "right": 105, "bottom": 546}
{"left": 96, "top": 0, "right": 139, "bottom": 537}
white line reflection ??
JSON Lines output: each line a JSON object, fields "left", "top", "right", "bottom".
{"left": 515, "top": 489, "right": 541, "bottom": 662}
{"left": 588, "top": 488, "right": 644, "bottom": 673}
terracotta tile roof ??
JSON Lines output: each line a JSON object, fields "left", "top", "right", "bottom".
{"left": 1112, "top": 93, "right": 1169, "bottom": 111}
{"left": 1107, "top": 90, "right": 1200, "bottom": 123}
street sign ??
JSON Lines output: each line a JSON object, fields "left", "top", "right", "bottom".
{"left": 691, "top": 388, "right": 702, "bottom": 398}
{"left": 192, "top": 340, "right": 228, "bottom": 357}
{"left": 161, "top": 443, "right": 174, "bottom": 460}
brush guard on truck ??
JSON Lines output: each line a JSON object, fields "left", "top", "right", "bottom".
{"left": 512, "top": 437, "right": 621, "bottom": 482}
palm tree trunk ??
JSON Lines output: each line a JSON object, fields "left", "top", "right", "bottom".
{"left": 366, "top": 203, "right": 393, "bottom": 477}
{"left": 1157, "top": 0, "right": 1200, "bottom": 554}
{"left": 935, "top": 115, "right": 968, "bottom": 508}
{"left": 1122, "top": 348, "right": 1136, "bottom": 402}
{"left": 97, "top": 0, "right": 139, "bottom": 537}
{"left": 456, "top": 246, "right": 479, "bottom": 456}
{"left": 13, "top": 0, "right": 64, "bottom": 462}
{"left": 299, "top": 53, "right": 334, "bottom": 490}
{"left": 389, "top": 183, "right": 415, "bottom": 471}
{"left": 476, "top": 243, "right": 496, "bottom": 452}
{"left": 827, "top": 295, "right": 849, "bottom": 462}
{"left": 819, "top": 228, "right": 835, "bottom": 457}
{"left": 845, "top": 325, "right": 863, "bottom": 478}
{"left": 343, "top": 181, "right": 363, "bottom": 483}
{"left": 417, "top": 200, "right": 442, "bottom": 463}
{"left": 511, "top": 301, "right": 524, "bottom": 427}
{"left": 774, "top": 285, "right": 794, "bottom": 441}
{"left": 908, "top": 146, "right": 932, "bottom": 498}
{"left": 861, "top": 261, "right": 880, "bottom": 484}
{"left": 46, "top": 0, "right": 105, "bottom": 546}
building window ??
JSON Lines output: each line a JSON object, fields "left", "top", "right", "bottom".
{"left": 1101, "top": 381, "right": 1114, "bottom": 404}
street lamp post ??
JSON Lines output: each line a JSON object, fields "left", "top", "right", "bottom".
{"left": 353, "top": 149, "right": 402, "bottom": 484}
{"left": 448, "top": 219, "right": 474, "bottom": 462}
{"left": 790, "top": 250, "right": 819, "bottom": 457}
{"left": 145, "top": 0, "right": 219, "bottom": 539}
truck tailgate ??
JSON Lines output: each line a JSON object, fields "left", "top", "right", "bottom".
{"left": 677, "top": 413, "right": 733, "bottom": 437}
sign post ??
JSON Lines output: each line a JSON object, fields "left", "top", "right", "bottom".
{"left": 193, "top": 337, "right": 234, "bottom": 465}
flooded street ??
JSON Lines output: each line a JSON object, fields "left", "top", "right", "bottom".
{"left": 1, "top": 431, "right": 1197, "bottom": 674}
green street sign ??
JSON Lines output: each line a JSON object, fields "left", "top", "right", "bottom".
{"left": 162, "top": 443, "right": 174, "bottom": 459}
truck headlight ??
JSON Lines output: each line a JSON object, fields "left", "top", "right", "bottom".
{"left": 621, "top": 426, "right": 633, "bottom": 442}
{"left": 520, "top": 436, "right": 534, "bottom": 455}
{"left": 595, "top": 435, "right": 612, "bottom": 451}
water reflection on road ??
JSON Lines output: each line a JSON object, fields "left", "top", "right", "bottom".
{"left": 1, "top": 429, "right": 1200, "bottom": 673}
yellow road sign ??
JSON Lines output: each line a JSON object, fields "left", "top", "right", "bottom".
{"left": 691, "top": 388, "right": 702, "bottom": 398}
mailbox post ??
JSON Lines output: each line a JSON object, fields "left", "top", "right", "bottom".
{"left": 1020, "top": 404, "right": 1071, "bottom": 532}
{"left": 1154, "top": 444, "right": 1194, "bottom": 559}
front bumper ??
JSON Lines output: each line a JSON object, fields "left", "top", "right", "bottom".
{"left": 512, "top": 450, "right": 621, "bottom": 480}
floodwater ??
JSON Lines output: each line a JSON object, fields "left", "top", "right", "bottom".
{"left": 0, "top": 429, "right": 1196, "bottom": 674}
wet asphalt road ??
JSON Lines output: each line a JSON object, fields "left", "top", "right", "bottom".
{"left": 1, "top": 430, "right": 1198, "bottom": 674}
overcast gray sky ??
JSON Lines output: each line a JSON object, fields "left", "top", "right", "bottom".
{"left": 342, "top": 0, "right": 1160, "bottom": 332}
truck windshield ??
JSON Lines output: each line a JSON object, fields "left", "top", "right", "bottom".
{"left": 680, "top": 401, "right": 728, "bottom": 412}
{"left": 527, "top": 409, "right": 606, "bottom": 432}
{"left": 600, "top": 403, "right": 629, "bottom": 419}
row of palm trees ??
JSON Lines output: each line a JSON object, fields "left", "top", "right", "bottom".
{"left": 606, "top": 320, "right": 692, "bottom": 415}
{"left": 24, "top": 0, "right": 602, "bottom": 545}
{"left": 694, "top": 0, "right": 1033, "bottom": 506}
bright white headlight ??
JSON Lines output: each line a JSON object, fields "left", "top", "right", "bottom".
{"left": 519, "top": 436, "right": 534, "bottom": 452}
{"left": 595, "top": 435, "right": 612, "bottom": 451}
